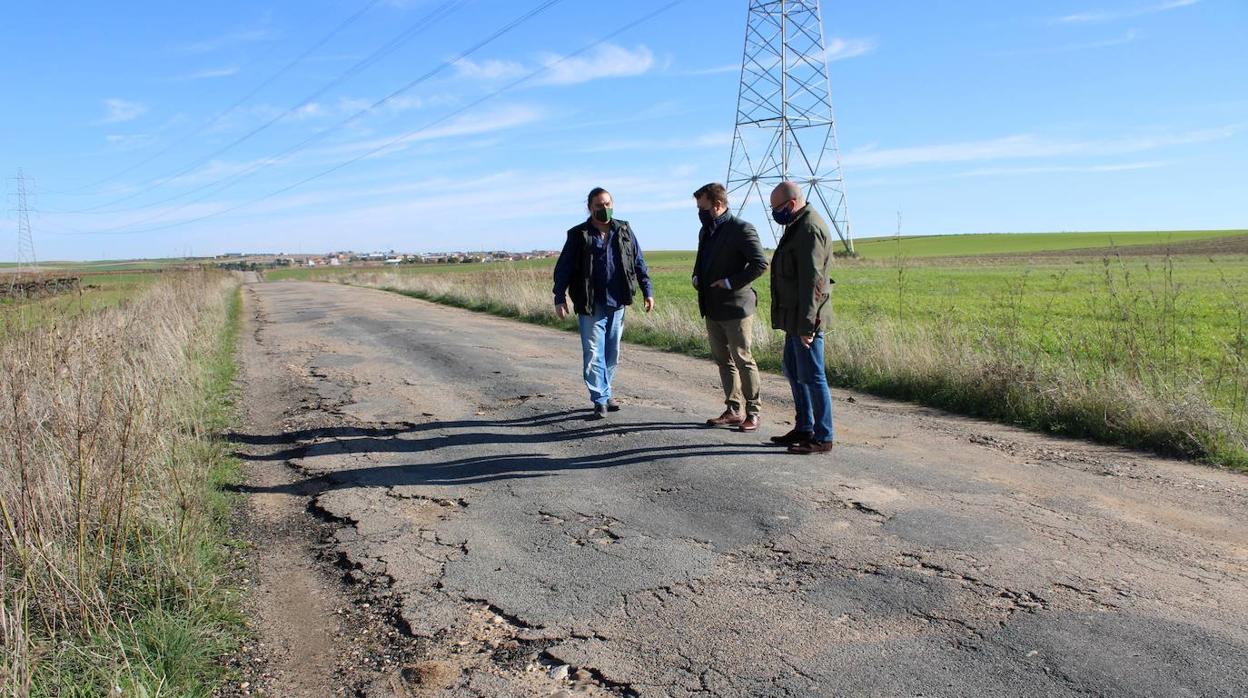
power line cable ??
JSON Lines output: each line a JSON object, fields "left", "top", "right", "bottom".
{"left": 68, "top": 0, "right": 467, "bottom": 214}
{"left": 68, "top": 0, "right": 688, "bottom": 238}
{"left": 76, "top": 0, "right": 564, "bottom": 234}
{"left": 62, "top": 0, "right": 384, "bottom": 195}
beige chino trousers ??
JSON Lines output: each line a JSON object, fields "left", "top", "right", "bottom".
{"left": 705, "top": 315, "right": 761, "bottom": 416}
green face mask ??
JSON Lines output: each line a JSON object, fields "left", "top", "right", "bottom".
{"left": 593, "top": 207, "right": 613, "bottom": 223}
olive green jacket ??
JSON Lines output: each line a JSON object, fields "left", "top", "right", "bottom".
{"left": 769, "top": 206, "right": 834, "bottom": 336}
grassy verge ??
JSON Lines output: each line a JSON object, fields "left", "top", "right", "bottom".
{"left": 1, "top": 273, "right": 248, "bottom": 696}
{"left": 294, "top": 257, "right": 1248, "bottom": 471}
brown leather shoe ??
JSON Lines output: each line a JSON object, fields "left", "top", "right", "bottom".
{"left": 737, "top": 415, "right": 760, "bottom": 432}
{"left": 706, "top": 409, "right": 744, "bottom": 426}
{"left": 606, "top": 398, "right": 621, "bottom": 412}
{"left": 788, "top": 439, "right": 833, "bottom": 454}
{"left": 769, "top": 429, "right": 813, "bottom": 445}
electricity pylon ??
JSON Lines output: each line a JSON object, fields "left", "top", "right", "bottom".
{"left": 8, "top": 169, "right": 38, "bottom": 294}
{"left": 726, "top": 0, "right": 853, "bottom": 253}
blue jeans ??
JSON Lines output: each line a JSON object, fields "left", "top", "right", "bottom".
{"left": 782, "top": 331, "right": 834, "bottom": 442}
{"left": 578, "top": 303, "right": 626, "bottom": 406}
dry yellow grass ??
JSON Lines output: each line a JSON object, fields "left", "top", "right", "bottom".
{"left": 1, "top": 270, "right": 240, "bottom": 694}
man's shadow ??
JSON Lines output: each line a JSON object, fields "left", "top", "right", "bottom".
{"left": 233, "top": 443, "right": 781, "bottom": 494}
{"left": 225, "top": 408, "right": 587, "bottom": 448}
{"left": 229, "top": 409, "right": 745, "bottom": 462}
{"left": 228, "top": 408, "right": 784, "bottom": 493}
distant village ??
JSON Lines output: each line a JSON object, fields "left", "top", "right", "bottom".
{"left": 213, "top": 249, "right": 559, "bottom": 269}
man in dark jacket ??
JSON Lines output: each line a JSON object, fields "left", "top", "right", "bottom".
{"left": 553, "top": 187, "right": 654, "bottom": 419}
{"left": 768, "top": 181, "right": 834, "bottom": 454}
{"left": 692, "top": 182, "right": 769, "bottom": 432}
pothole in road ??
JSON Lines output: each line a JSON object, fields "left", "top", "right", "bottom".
{"left": 538, "top": 510, "right": 627, "bottom": 547}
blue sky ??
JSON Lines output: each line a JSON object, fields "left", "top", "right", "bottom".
{"left": 2, "top": 0, "right": 1244, "bottom": 260}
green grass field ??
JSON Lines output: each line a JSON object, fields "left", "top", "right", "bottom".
{"left": 847, "top": 229, "right": 1247, "bottom": 259}
{"left": 596, "top": 251, "right": 1248, "bottom": 410}
{"left": 277, "top": 230, "right": 1248, "bottom": 468}
{"left": 0, "top": 257, "right": 201, "bottom": 271}
{"left": 1, "top": 271, "right": 164, "bottom": 334}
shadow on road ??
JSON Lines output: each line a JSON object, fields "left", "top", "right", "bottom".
{"left": 229, "top": 408, "right": 784, "bottom": 492}
{"left": 224, "top": 408, "right": 588, "bottom": 447}
{"left": 229, "top": 409, "right": 739, "bottom": 463}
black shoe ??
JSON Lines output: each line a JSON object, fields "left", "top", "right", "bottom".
{"left": 606, "top": 398, "right": 621, "bottom": 412}
{"left": 788, "top": 439, "right": 834, "bottom": 455}
{"left": 587, "top": 404, "right": 607, "bottom": 420}
{"left": 769, "top": 429, "right": 813, "bottom": 445}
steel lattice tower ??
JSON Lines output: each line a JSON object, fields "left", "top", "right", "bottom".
{"left": 727, "top": 0, "right": 853, "bottom": 252}
{"left": 9, "top": 170, "right": 39, "bottom": 287}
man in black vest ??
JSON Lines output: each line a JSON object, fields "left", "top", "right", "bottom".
{"left": 553, "top": 187, "right": 655, "bottom": 420}
{"left": 692, "top": 182, "right": 769, "bottom": 432}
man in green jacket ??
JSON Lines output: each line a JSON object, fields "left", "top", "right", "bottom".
{"left": 768, "top": 181, "right": 834, "bottom": 454}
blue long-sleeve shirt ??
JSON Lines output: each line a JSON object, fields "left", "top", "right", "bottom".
{"left": 553, "top": 219, "right": 653, "bottom": 309}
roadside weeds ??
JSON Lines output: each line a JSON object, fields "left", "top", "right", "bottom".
{"left": 1, "top": 273, "right": 248, "bottom": 696}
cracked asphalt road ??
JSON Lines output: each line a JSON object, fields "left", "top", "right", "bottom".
{"left": 237, "top": 280, "right": 1248, "bottom": 697}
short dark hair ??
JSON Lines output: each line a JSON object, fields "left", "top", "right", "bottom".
{"left": 586, "top": 187, "right": 610, "bottom": 208}
{"left": 692, "top": 182, "right": 728, "bottom": 207}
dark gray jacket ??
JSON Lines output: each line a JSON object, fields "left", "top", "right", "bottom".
{"left": 692, "top": 214, "right": 768, "bottom": 320}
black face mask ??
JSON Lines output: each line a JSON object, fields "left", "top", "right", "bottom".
{"left": 698, "top": 209, "right": 715, "bottom": 228}
{"left": 772, "top": 201, "right": 795, "bottom": 226}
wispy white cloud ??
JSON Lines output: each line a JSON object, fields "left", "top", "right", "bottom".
{"left": 454, "top": 58, "right": 528, "bottom": 81}
{"left": 822, "top": 37, "right": 877, "bottom": 62}
{"left": 1055, "top": 0, "right": 1198, "bottom": 24}
{"left": 956, "top": 161, "right": 1165, "bottom": 177}
{"left": 332, "top": 95, "right": 428, "bottom": 123}
{"left": 175, "top": 27, "right": 274, "bottom": 54}
{"left": 322, "top": 103, "right": 544, "bottom": 159}
{"left": 999, "top": 29, "right": 1139, "bottom": 55}
{"left": 680, "top": 63, "right": 741, "bottom": 76}
{"left": 159, "top": 157, "right": 282, "bottom": 189}
{"left": 172, "top": 65, "right": 240, "bottom": 81}
{"left": 105, "top": 134, "right": 157, "bottom": 151}
{"left": 580, "top": 130, "right": 733, "bottom": 153}
{"left": 288, "top": 103, "right": 326, "bottom": 121}
{"left": 98, "top": 98, "right": 147, "bottom": 124}
{"left": 680, "top": 36, "right": 874, "bottom": 76}
{"left": 456, "top": 43, "right": 657, "bottom": 86}
{"left": 843, "top": 126, "right": 1238, "bottom": 169}
{"left": 304, "top": 53, "right": 365, "bottom": 64}
{"left": 539, "top": 44, "right": 655, "bottom": 85}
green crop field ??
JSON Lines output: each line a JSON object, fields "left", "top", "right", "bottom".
{"left": 1, "top": 271, "right": 165, "bottom": 334}
{"left": 844, "top": 229, "right": 1247, "bottom": 259}
{"left": 602, "top": 251, "right": 1248, "bottom": 411}
{"left": 0, "top": 257, "right": 202, "bottom": 272}
{"left": 278, "top": 231, "right": 1248, "bottom": 468}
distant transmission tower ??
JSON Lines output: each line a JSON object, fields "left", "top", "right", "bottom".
{"left": 727, "top": 0, "right": 853, "bottom": 253}
{"left": 8, "top": 169, "right": 39, "bottom": 290}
